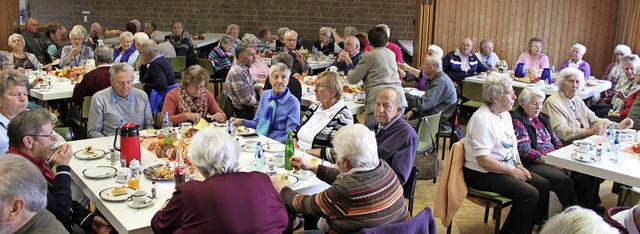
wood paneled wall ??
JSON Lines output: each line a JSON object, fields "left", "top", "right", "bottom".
{"left": 432, "top": 0, "right": 619, "bottom": 77}
{"left": 0, "top": 0, "right": 20, "bottom": 51}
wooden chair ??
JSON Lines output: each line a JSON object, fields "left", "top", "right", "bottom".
{"left": 439, "top": 99, "right": 461, "bottom": 160}
{"left": 403, "top": 165, "right": 420, "bottom": 217}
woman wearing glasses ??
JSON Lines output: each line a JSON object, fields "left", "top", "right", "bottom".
{"left": 162, "top": 65, "right": 226, "bottom": 124}
{"left": 542, "top": 67, "right": 634, "bottom": 144}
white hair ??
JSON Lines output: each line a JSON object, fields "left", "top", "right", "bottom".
{"left": 344, "top": 26, "right": 358, "bottom": 36}
{"left": 150, "top": 31, "right": 164, "bottom": 44}
{"left": 518, "top": 87, "right": 545, "bottom": 106}
{"left": 423, "top": 54, "right": 442, "bottom": 71}
{"left": 269, "top": 62, "right": 292, "bottom": 79}
{"left": 7, "top": 34, "right": 25, "bottom": 46}
{"left": 109, "top": 63, "right": 135, "bottom": 80}
{"left": 614, "top": 44, "right": 632, "bottom": 56}
{"left": 241, "top": 33, "right": 260, "bottom": 46}
{"left": 69, "top": 28, "right": 85, "bottom": 39}
{"left": 133, "top": 32, "right": 149, "bottom": 45}
{"left": 621, "top": 54, "right": 640, "bottom": 68}
{"left": 556, "top": 67, "right": 585, "bottom": 91}
{"left": 226, "top": 24, "right": 239, "bottom": 34}
{"left": 188, "top": 127, "right": 241, "bottom": 177}
{"left": 72, "top": 25, "right": 87, "bottom": 37}
{"left": 119, "top": 31, "right": 133, "bottom": 42}
{"left": 277, "top": 27, "right": 290, "bottom": 37}
{"left": 482, "top": 72, "right": 512, "bottom": 105}
{"left": 571, "top": 43, "right": 587, "bottom": 55}
{"left": 319, "top": 27, "right": 331, "bottom": 37}
{"left": 130, "top": 19, "right": 141, "bottom": 30}
{"left": 332, "top": 124, "right": 379, "bottom": 169}
{"left": 90, "top": 22, "right": 102, "bottom": 31}
{"left": 540, "top": 206, "right": 618, "bottom": 234}
{"left": 0, "top": 154, "right": 47, "bottom": 213}
{"left": 427, "top": 44, "right": 444, "bottom": 58}
{"left": 376, "top": 24, "right": 391, "bottom": 38}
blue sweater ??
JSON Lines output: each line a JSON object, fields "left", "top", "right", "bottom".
{"left": 330, "top": 50, "right": 362, "bottom": 72}
{"left": 442, "top": 50, "right": 487, "bottom": 84}
{"left": 244, "top": 89, "right": 300, "bottom": 143}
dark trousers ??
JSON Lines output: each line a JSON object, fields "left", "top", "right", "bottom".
{"left": 233, "top": 107, "right": 255, "bottom": 120}
{"left": 524, "top": 163, "right": 577, "bottom": 209}
{"left": 571, "top": 172, "right": 603, "bottom": 209}
{"left": 590, "top": 104, "right": 613, "bottom": 118}
{"left": 464, "top": 167, "right": 550, "bottom": 234}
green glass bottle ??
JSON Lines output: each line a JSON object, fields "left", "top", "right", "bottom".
{"left": 285, "top": 130, "right": 294, "bottom": 170}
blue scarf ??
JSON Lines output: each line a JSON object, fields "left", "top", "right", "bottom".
{"left": 263, "top": 88, "right": 290, "bottom": 129}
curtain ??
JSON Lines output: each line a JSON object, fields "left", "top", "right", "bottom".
{"left": 616, "top": 0, "right": 640, "bottom": 54}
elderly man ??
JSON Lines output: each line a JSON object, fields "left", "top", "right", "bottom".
{"left": 139, "top": 40, "right": 176, "bottom": 96}
{"left": 0, "top": 154, "right": 67, "bottom": 233}
{"left": 144, "top": 20, "right": 156, "bottom": 37}
{"left": 165, "top": 21, "right": 194, "bottom": 65}
{"left": 272, "top": 124, "right": 409, "bottom": 233}
{"left": 8, "top": 108, "right": 112, "bottom": 233}
{"left": 224, "top": 42, "right": 259, "bottom": 119}
{"left": 88, "top": 63, "right": 154, "bottom": 138}
{"left": 404, "top": 55, "right": 457, "bottom": 131}
{"left": 283, "top": 30, "right": 312, "bottom": 75}
{"left": 330, "top": 36, "right": 361, "bottom": 72}
{"left": 329, "top": 26, "right": 358, "bottom": 52}
{"left": 151, "top": 31, "right": 176, "bottom": 58}
{"left": 19, "top": 18, "right": 47, "bottom": 63}
{"left": 373, "top": 88, "right": 418, "bottom": 185}
{"left": 443, "top": 37, "right": 488, "bottom": 91}
{"left": 71, "top": 45, "right": 113, "bottom": 127}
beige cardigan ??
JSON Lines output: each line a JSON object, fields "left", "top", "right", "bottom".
{"left": 433, "top": 138, "right": 467, "bottom": 227}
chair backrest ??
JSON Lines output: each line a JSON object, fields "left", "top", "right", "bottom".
{"left": 53, "top": 127, "right": 74, "bottom": 141}
{"left": 462, "top": 80, "right": 484, "bottom": 103}
{"left": 217, "top": 91, "right": 235, "bottom": 119}
{"left": 403, "top": 165, "right": 420, "bottom": 199}
{"left": 82, "top": 96, "right": 92, "bottom": 119}
{"left": 149, "top": 83, "right": 180, "bottom": 114}
{"left": 418, "top": 111, "right": 442, "bottom": 147}
{"left": 198, "top": 58, "right": 215, "bottom": 76}
{"left": 360, "top": 207, "right": 436, "bottom": 234}
{"left": 168, "top": 56, "right": 186, "bottom": 72}
{"left": 511, "top": 86, "right": 525, "bottom": 111}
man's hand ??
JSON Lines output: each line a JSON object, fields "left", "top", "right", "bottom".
{"left": 403, "top": 110, "right": 413, "bottom": 121}
{"left": 91, "top": 216, "right": 111, "bottom": 234}
{"left": 294, "top": 52, "right": 306, "bottom": 65}
{"left": 48, "top": 144, "right": 73, "bottom": 166}
{"left": 617, "top": 118, "right": 634, "bottom": 129}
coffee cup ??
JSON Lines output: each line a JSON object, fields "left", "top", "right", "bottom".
{"left": 116, "top": 168, "right": 131, "bottom": 182}
{"left": 244, "top": 140, "right": 258, "bottom": 150}
{"left": 274, "top": 153, "right": 285, "bottom": 167}
{"left": 128, "top": 190, "right": 148, "bottom": 205}
{"left": 576, "top": 142, "right": 592, "bottom": 152}
{"left": 297, "top": 169, "right": 313, "bottom": 178}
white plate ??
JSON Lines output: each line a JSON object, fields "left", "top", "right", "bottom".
{"left": 571, "top": 153, "right": 600, "bottom": 163}
{"left": 291, "top": 170, "right": 315, "bottom": 180}
{"left": 74, "top": 149, "right": 106, "bottom": 160}
{"left": 354, "top": 99, "right": 365, "bottom": 104}
{"left": 126, "top": 196, "right": 154, "bottom": 208}
{"left": 403, "top": 87, "right": 417, "bottom": 92}
{"left": 236, "top": 127, "right": 256, "bottom": 135}
{"left": 99, "top": 187, "right": 135, "bottom": 201}
{"left": 242, "top": 145, "right": 257, "bottom": 152}
{"left": 574, "top": 147, "right": 592, "bottom": 154}
{"left": 82, "top": 166, "right": 117, "bottom": 179}
{"left": 139, "top": 129, "right": 160, "bottom": 138}
{"left": 262, "top": 143, "right": 286, "bottom": 153}
{"left": 277, "top": 174, "right": 299, "bottom": 186}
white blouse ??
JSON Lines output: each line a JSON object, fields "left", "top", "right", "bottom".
{"left": 297, "top": 100, "right": 346, "bottom": 150}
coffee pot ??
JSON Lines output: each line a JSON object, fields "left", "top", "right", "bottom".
{"left": 113, "top": 122, "right": 141, "bottom": 167}
{"left": 514, "top": 63, "right": 526, "bottom": 78}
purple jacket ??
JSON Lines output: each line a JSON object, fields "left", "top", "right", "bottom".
{"left": 559, "top": 60, "right": 591, "bottom": 78}
{"left": 113, "top": 46, "right": 137, "bottom": 63}
{"left": 374, "top": 115, "right": 418, "bottom": 185}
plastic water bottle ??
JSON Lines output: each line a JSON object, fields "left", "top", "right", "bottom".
{"left": 235, "top": 137, "right": 241, "bottom": 151}
{"left": 312, "top": 46, "right": 318, "bottom": 60}
{"left": 611, "top": 135, "right": 620, "bottom": 164}
{"left": 227, "top": 119, "right": 233, "bottom": 135}
{"left": 162, "top": 111, "right": 171, "bottom": 137}
{"left": 254, "top": 142, "right": 264, "bottom": 168}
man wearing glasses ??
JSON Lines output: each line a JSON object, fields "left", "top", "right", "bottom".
{"left": 6, "top": 107, "right": 112, "bottom": 233}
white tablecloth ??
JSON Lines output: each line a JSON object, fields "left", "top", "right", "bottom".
{"left": 67, "top": 129, "right": 330, "bottom": 233}
{"left": 29, "top": 74, "right": 141, "bottom": 101}
{"left": 464, "top": 75, "right": 611, "bottom": 99}
{"left": 104, "top": 31, "right": 171, "bottom": 46}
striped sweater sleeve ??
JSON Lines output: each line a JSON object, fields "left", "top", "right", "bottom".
{"left": 281, "top": 175, "right": 351, "bottom": 220}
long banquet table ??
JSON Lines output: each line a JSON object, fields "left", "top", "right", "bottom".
{"left": 29, "top": 74, "right": 141, "bottom": 102}
{"left": 67, "top": 128, "right": 330, "bottom": 234}
{"left": 464, "top": 74, "right": 611, "bottom": 99}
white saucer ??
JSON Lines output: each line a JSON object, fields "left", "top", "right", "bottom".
{"left": 126, "top": 196, "right": 154, "bottom": 209}
{"left": 574, "top": 147, "right": 592, "bottom": 154}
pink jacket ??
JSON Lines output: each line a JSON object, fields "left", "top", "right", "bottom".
{"left": 433, "top": 139, "right": 467, "bottom": 227}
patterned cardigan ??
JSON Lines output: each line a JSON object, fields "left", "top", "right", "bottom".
{"left": 293, "top": 103, "right": 353, "bottom": 162}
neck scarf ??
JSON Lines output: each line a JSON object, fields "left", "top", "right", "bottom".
{"left": 8, "top": 146, "right": 55, "bottom": 185}
{"left": 177, "top": 84, "right": 207, "bottom": 119}
{"left": 263, "top": 88, "right": 290, "bottom": 129}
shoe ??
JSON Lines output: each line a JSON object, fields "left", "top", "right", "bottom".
{"left": 292, "top": 216, "right": 304, "bottom": 231}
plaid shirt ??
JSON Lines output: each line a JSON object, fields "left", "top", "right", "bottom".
{"left": 224, "top": 63, "right": 257, "bottom": 109}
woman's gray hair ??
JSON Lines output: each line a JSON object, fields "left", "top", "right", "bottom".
{"left": 150, "top": 31, "right": 165, "bottom": 44}
{"left": 130, "top": 19, "right": 141, "bottom": 30}
{"left": 332, "top": 124, "right": 379, "bottom": 169}
{"left": 220, "top": 35, "right": 235, "bottom": 45}
{"left": 479, "top": 39, "right": 494, "bottom": 51}
{"left": 133, "top": 32, "right": 149, "bottom": 45}
{"left": 188, "top": 127, "right": 241, "bottom": 177}
{"left": 0, "top": 69, "right": 28, "bottom": 96}
{"left": 518, "top": 87, "right": 545, "bottom": 106}
{"left": 277, "top": 27, "right": 290, "bottom": 37}
{"left": 241, "top": 33, "right": 259, "bottom": 46}
{"left": 571, "top": 43, "right": 587, "bottom": 55}
{"left": 69, "top": 28, "right": 85, "bottom": 39}
{"left": 109, "top": 63, "right": 134, "bottom": 80}
{"left": 621, "top": 54, "right": 640, "bottom": 68}
{"left": 273, "top": 52, "right": 293, "bottom": 69}
{"left": 269, "top": 62, "right": 292, "bottom": 79}
{"left": 226, "top": 24, "right": 239, "bottom": 34}
{"left": 90, "top": 22, "right": 102, "bottom": 31}
{"left": 138, "top": 40, "right": 159, "bottom": 54}
{"left": 95, "top": 45, "right": 114, "bottom": 63}
{"left": 319, "top": 27, "right": 331, "bottom": 37}
{"left": 540, "top": 206, "right": 618, "bottom": 234}
{"left": 376, "top": 24, "right": 391, "bottom": 38}
{"left": 7, "top": 107, "right": 52, "bottom": 148}
{"left": 119, "top": 31, "right": 133, "bottom": 42}
{"left": 71, "top": 25, "right": 87, "bottom": 38}
{"left": 427, "top": 44, "right": 444, "bottom": 58}
{"left": 7, "top": 34, "right": 25, "bottom": 46}
{"left": 556, "top": 67, "right": 585, "bottom": 91}
{"left": 482, "top": 72, "right": 512, "bottom": 105}
{"left": 423, "top": 54, "right": 442, "bottom": 71}
{"left": 344, "top": 26, "right": 358, "bottom": 36}
{"left": 614, "top": 44, "right": 632, "bottom": 56}
{"left": 317, "top": 71, "right": 343, "bottom": 100}
{"left": 0, "top": 154, "right": 47, "bottom": 213}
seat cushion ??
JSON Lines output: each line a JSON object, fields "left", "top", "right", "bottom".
{"left": 467, "top": 187, "right": 513, "bottom": 203}
{"left": 462, "top": 100, "right": 483, "bottom": 109}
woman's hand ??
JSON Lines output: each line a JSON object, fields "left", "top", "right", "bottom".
{"left": 211, "top": 112, "right": 225, "bottom": 123}
{"left": 185, "top": 112, "right": 201, "bottom": 122}
{"left": 70, "top": 45, "right": 81, "bottom": 57}
{"left": 608, "top": 109, "right": 620, "bottom": 117}
{"left": 616, "top": 118, "right": 634, "bottom": 129}
{"left": 230, "top": 117, "right": 243, "bottom": 127}
{"left": 397, "top": 62, "right": 410, "bottom": 71}
{"left": 31, "top": 77, "right": 45, "bottom": 87}
{"left": 517, "top": 165, "right": 532, "bottom": 180}
{"left": 509, "top": 167, "right": 528, "bottom": 181}
{"left": 270, "top": 176, "right": 286, "bottom": 193}
{"left": 290, "top": 156, "right": 312, "bottom": 171}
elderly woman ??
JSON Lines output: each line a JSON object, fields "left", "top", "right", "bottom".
{"left": 207, "top": 35, "right": 235, "bottom": 78}
{"left": 151, "top": 31, "right": 176, "bottom": 59}
{"left": 516, "top": 37, "right": 550, "bottom": 69}
{"left": 272, "top": 124, "right": 409, "bottom": 233}
{"left": 130, "top": 32, "right": 149, "bottom": 71}
{"left": 540, "top": 206, "right": 619, "bottom": 234}
{"left": 592, "top": 55, "right": 640, "bottom": 118}
{"left": 243, "top": 33, "right": 270, "bottom": 82}
{"left": 559, "top": 43, "right": 591, "bottom": 77}
{"left": 399, "top": 44, "right": 444, "bottom": 91}
{"left": 608, "top": 66, "right": 640, "bottom": 122}
{"left": 475, "top": 38, "right": 501, "bottom": 71}
{"left": 162, "top": 65, "right": 226, "bottom": 124}
{"left": 314, "top": 27, "right": 335, "bottom": 56}
{"left": 7, "top": 34, "right": 42, "bottom": 70}
{"left": 256, "top": 26, "right": 272, "bottom": 53}
{"left": 275, "top": 27, "right": 289, "bottom": 52}
{"left": 232, "top": 63, "right": 300, "bottom": 143}
{"left": 600, "top": 45, "right": 633, "bottom": 104}
{"left": 60, "top": 28, "right": 94, "bottom": 67}
{"left": 294, "top": 71, "right": 353, "bottom": 162}
{"left": 0, "top": 70, "right": 29, "bottom": 154}
{"left": 464, "top": 73, "right": 550, "bottom": 234}
{"left": 113, "top": 32, "right": 139, "bottom": 65}
{"left": 264, "top": 52, "right": 302, "bottom": 101}
{"left": 542, "top": 67, "right": 634, "bottom": 144}
{"left": 511, "top": 87, "right": 579, "bottom": 209}
{"left": 152, "top": 127, "right": 288, "bottom": 233}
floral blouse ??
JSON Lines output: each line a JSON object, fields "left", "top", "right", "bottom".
{"left": 513, "top": 117, "right": 563, "bottom": 163}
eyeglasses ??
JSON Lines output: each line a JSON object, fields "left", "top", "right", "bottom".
{"left": 25, "top": 134, "right": 57, "bottom": 141}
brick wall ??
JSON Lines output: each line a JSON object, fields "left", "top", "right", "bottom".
{"left": 29, "top": 0, "right": 416, "bottom": 48}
